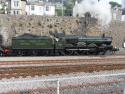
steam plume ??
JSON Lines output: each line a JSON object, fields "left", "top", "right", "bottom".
{"left": 73, "top": 0, "right": 112, "bottom": 29}
{"left": 0, "top": 27, "right": 10, "bottom": 47}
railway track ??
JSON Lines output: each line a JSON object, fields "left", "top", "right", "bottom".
{"left": 0, "top": 56, "right": 125, "bottom": 79}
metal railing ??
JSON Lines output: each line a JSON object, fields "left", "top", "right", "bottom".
{"left": 0, "top": 72, "right": 125, "bottom": 94}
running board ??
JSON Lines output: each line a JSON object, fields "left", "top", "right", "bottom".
{"left": 66, "top": 49, "right": 90, "bottom": 51}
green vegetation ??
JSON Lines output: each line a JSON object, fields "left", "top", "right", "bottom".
{"left": 55, "top": 0, "right": 76, "bottom": 16}
{"left": 64, "top": 0, "right": 76, "bottom": 16}
{"left": 109, "top": 1, "right": 121, "bottom": 8}
{"left": 55, "top": 9, "right": 63, "bottom": 16}
{"left": 0, "top": 3, "right": 8, "bottom": 14}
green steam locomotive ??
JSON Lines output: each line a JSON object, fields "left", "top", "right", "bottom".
{"left": 0, "top": 33, "right": 118, "bottom": 56}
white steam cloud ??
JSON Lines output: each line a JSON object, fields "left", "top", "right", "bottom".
{"left": 73, "top": 0, "right": 112, "bottom": 29}
{"left": 0, "top": 27, "right": 10, "bottom": 47}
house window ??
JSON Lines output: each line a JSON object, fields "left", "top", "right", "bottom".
{"left": 14, "top": 1, "right": 19, "bottom": 7}
{"left": 17, "top": 11, "right": 19, "bottom": 14}
{"left": 31, "top": 5, "right": 34, "bottom": 10}
{"left": 13, "top": 10, "right": 19, "bottom": 15}
{"left": 39, "top": 0, "right": 43, "bottom": 2}
{"left": 46, "top": 6, "right": 49, "bottom": 11}
{"left": 13, "top": 10, "right": 15, "bottom": 14}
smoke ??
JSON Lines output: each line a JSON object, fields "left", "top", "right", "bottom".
{"left": 0, "top": 27, "right": 10, "bottom": 47}
{"left": 73, "top": 0, "right": 112, "bottom": 30}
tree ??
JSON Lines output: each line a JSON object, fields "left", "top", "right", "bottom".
{"left": 54, "top": 0, "right": 77, "bottom": 16}
{"left": 64, "top": 0, "right": 76, "bottom": 16}
{"left": 109, "top": 1, "right": 121, "bottom": 8}
{"left": 0, "top": 3, "right": 8, "bottom": 14}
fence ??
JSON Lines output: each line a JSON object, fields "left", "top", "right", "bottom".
{"left": 0, "top": 72, "right": 125, "bottom": 94}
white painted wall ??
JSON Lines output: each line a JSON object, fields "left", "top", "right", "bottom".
{"left": 26, "top": 5, "right": 44, "bottom": 15}
{"left": 11, "top": 0, "right": 21, "bottom": 15}
{"left": 9, "top": 0, "right": 55, "bottom": 16}
{"left": 11, "top": 0, "right": 21, "bottom": 9}
{"left": 26, "top": 4, "right": 55, "bottom": 16}
{"left": 44, "top": 5, "right": 55, "bottom": 16}
{"left": 121, "top": 15, "right": 125, "bottom": 21}
{"left": 73, "top": 1, "right": 79, "bottom": 17}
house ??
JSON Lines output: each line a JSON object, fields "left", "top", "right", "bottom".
{"left": 10, "top": 0, "right": 26, "bottom": 15}
{"left": 26, "top": 1, "right": 55, "bottom": 16}
{"left": 111, "top": 6, "right": 125, "bottom": 21}
{"left": 111, "top": 6, "right": 122, "bottom": 21}
{"left": 121, "top": 8, "right": 125, "bottom": 21}
{"left": 0, "top": 0, "right": 55, "bottom": 16}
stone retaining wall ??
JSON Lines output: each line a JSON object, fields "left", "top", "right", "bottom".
{"left": 0, "top": 14, "right": 98, "bottom": 47}
{"left": 108, "top": 21, "right": 125, "bottom": 48}
{"left": 0, "top": 14, "right": 125, "bottom": 48}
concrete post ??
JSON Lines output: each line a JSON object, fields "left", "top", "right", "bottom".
{"left": 57, "top": 80, "right": 60, "bottom": 94}
{"left": 122, "top": 81, "right": 125, "bottom": 94}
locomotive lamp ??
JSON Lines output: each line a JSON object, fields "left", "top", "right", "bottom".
{"left": 55, "top": 38, "right": 59, "bottom": 42}
{"left": 123, "top": 39, "right": 125, "bottom": 48}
